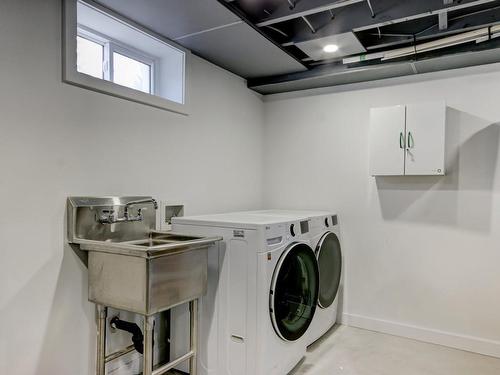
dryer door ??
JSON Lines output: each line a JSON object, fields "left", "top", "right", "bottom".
{"left": 270, "top": 242, "right": 319, "bottom": 342}
{"left": 316, "top": 232, "right": 342, "bottom": 309}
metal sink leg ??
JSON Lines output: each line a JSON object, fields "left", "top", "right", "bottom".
{"left": 94, "top": 300, "right": 198, "bottom": 375}
{"left": 190, "top": 299, "right": 198, "bottom": 375}
{"left": 96, "top": 305, "right": 107, "bottom": 375}
{"left": 143, "top": 315, "right": 155, "bottom": 375}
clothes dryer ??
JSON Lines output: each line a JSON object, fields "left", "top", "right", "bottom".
{"left": 307, "top": 212, "right": 342, "bottom": 345}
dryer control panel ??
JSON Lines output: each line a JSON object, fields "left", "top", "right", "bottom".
{"left": 300, "top": 220, "right": 309, "bottom": 234}
{"left": 323, "top": 215, "right": 338, "bottom": 228}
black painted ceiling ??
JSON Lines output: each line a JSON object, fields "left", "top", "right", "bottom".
{"left": 94, "top": 0, "right": 500, "bottom": 94}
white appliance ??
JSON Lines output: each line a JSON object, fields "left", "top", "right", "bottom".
{"left": 246, "top": 210, "right": 343, "bottom": 346}
{"left": 306, "top": 211, "right": 343, "bottom": 346}
{"left": 171, "top": 212, "right": 319, "bottom": 375}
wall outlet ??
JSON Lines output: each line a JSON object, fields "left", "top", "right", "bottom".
{"left": 160, "top": 202, "right": 184, "bottom": 230}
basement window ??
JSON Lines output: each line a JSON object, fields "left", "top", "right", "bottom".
{"left": 76, "top": 27, "right": 155, "bottom": 94}
{"left": 63, "top": 0, "right": 189, "bottom": 114}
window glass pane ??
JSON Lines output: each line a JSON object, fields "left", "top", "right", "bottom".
{"left": 112, "top": 52, "right": 151, "bottom": 94}
{"left": 76, "top": 36, "right": 104, "bottom": 79}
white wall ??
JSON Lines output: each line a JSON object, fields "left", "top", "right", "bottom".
{"left": 263, "top": 67, "right": 500, "bottom": 357}
{"left": 0, "top": 1, "right": 263, "bottom": 374}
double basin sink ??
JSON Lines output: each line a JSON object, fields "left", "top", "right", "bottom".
{"left": 79, "top": 230, "right": 219, "bottom": 258}
{"left": 79, "top": 230, "right": 221, "bottom": 316}
{"left": 67, "top": 197, "right": 221, "bottom": 316}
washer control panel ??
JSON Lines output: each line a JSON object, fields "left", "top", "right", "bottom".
{"left": 266, "top": 219, "right": 311, "bottom": 249}
{"left": 290, "top": 220, "right": 309, "bottom": 236}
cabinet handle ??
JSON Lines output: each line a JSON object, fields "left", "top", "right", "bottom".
{"left": 407, "top": 131, "right": 414, "bottom": 149}
{"left": 399, "top": 132, "right": 404, "bottom": 149}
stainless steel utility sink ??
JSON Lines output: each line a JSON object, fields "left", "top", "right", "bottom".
{"left": 67, "top": 197, "right": 221, "bottom": 316}
{"left": 78, "top": 230, "right": 219, "bottom": 258}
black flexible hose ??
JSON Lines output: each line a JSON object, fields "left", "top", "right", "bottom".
{"left": 110, "top": 317, "right": 146, "bottom": 354}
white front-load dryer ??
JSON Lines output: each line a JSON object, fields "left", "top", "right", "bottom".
{"left": 306, "top": 212, "right": 343, "bottom": 346}
{"left": 171, "top": 212, "right": 319, "bottom": 375}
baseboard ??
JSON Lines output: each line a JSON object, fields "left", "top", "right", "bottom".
{"left": 342, "top": 313, "right": 500, "bottom": 359}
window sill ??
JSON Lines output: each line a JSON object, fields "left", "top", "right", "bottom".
{"left": 63, "top": 69, "right": 190, "bottom": 115}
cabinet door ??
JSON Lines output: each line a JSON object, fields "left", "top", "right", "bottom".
{"left": 405, "top": 102, "right": 446, "bottom": 175}
{"left": 369, "top": 105, "right": 406, "bottom": 176}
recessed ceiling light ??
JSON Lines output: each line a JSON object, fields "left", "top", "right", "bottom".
{"left": 323, "top": 44, "right": 339, "bottom": 53}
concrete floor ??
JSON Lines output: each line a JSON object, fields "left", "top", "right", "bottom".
{"left": 291, "top": 325, "right": 500, "bottom": 375}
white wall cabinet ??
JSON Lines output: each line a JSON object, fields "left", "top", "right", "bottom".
{"left": 369, "top": 102, "right": 446, "bottom": 176}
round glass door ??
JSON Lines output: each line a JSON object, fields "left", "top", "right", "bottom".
{"left": 270, "top": 242, "right": 319, "bottom": 341}
{"left": 316, "top": 232, "right": 342, "bottom": 309}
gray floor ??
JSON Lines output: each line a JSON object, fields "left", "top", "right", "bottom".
{"left": 292, "top": 325, "right": 500, "bottom": 375}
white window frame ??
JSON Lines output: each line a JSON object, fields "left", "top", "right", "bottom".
{"left": 77, "top": 25, "right": 158, "bottom": 95}
{"left": 63, "top": 0, "right": 190, "bottom": 115}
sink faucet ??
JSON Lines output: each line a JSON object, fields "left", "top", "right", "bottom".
{"left": 98, "top": 198, "right": 158, "bottom": 224}
{"left": 124, "top": 198, "right": 158, "bottom": 220}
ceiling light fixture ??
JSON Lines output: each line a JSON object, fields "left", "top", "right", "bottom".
{"left": 323, "top": 44, "right": 339, "bottom": 53}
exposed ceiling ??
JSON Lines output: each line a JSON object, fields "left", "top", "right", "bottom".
{"left": 94, "top": 0, "right": 500, "bottom": 94}
{"left": 95, "top": 0, "right": 306, "bottom": 78}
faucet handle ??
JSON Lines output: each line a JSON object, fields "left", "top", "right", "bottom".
{"left": 96, "top": 199, "right": 155, "bottom": 224}
{"left": 151, "top": 199, "right": 159, "bottom": 210}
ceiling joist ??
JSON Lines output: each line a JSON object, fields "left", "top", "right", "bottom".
{"left": 256, "top": 0, "right": 364, "bottom": 27}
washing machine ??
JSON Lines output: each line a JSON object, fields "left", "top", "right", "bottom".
{"left": 171, "top": 212, "right": 319, "bottom": 375}
{"left": 306, "top": 211, "right": 343, "bottom": 346}
{"left": 249, "top": 210, "right": 343, "bottom": 346}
